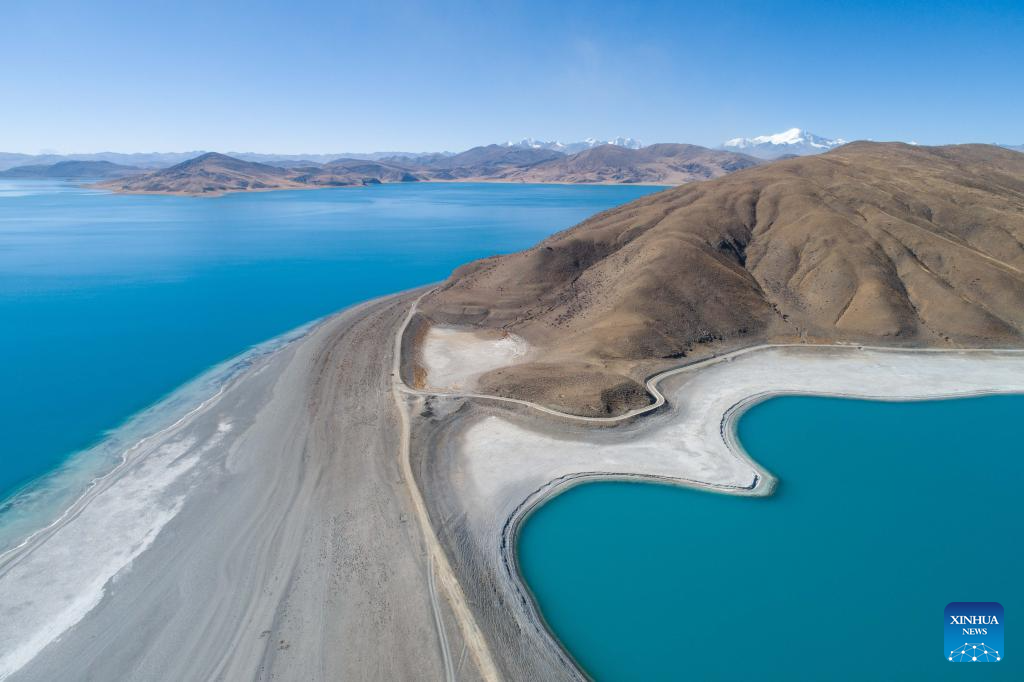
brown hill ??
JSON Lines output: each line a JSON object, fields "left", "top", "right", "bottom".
{"left": 497, "top": 143, "right": 761, "bottom": 184}
{"left": 97, "top": 153, "right": 426, "bottom": 194}
{"left": 97, "top": 153, "right": 307, "bottom": 195}
{"left": 419, "top": 142, "right": 1024, "bottom": 415}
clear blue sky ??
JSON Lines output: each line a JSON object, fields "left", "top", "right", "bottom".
{"left": 2, "top": 0, "right": 1022, "bottom": 153}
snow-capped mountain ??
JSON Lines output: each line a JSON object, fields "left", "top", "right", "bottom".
{"left": 504, "top": 137, "right": 644, "bottom": 155}
{"left": 722, "top": 128, "right": 846, "bottom": 159}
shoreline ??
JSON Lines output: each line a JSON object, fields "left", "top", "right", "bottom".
{"left": 499, "top": 467, "right": 768, "bottom": 681}
{"left": 405, "top": 338, "right": 1024, "bottom": 423}
{"left": 500, "top": 383, "right": 1024, "bottom": 679}
{"left": 0, "top": 317, "right": 320, "bottom": 558}
{"left": 88, "top": 178, "right": 674, "bottom": 198}
{"left": 0, "top": 312, "right": 330, "bottom": 679}
{"left": 497, "top": 386, "right": 1024, "bottom": 680}
{"left": 2, "top": 283, "right": 1022, "bottom": 681}
{"left": 405, "top": 339, "right": 1024, "bottom": 680}
{"left": 1, "top": 289, "right": 458, "bottom": 682}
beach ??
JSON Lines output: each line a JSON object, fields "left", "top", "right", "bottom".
{"left": 2, "top": 286, "right": 1023, "bottom": 681}
{"left": 0, "top": 179, "right": 656, "bottom": 682}
{"left": 0, "top": 290, "right": 480, "bottom": 681}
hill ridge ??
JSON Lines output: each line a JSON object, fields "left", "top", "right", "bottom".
{"left": 418, "top": 142, "right": 1024, "bottom": 416}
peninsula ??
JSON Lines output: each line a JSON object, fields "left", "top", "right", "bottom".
{"left": 3, "top": 143, "right": 1024, "bottom": 682}
{"left": 7, "top": 1, "right": 1024, "bottom": 678}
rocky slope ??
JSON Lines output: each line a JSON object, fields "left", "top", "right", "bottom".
{"left": 419, "top": 142, "right": 1024, "bottom": 415}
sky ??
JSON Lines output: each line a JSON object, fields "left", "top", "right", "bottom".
{"left": 1, "top": 0, "right": 1022, "bottom": 154}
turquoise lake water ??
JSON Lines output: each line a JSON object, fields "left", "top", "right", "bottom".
{"left": 519, "top": 395, "right": 1023, "bottom": 680}
{"left": 0, "top": 179, "right": 660, "bottom": 539}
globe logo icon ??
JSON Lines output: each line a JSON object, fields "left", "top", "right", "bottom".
{"left": 949, "top": 643, "right": 1000, "bottom": 662}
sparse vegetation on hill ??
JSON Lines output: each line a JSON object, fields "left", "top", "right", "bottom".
{"left": 420, "top": 143, "right": 1024, "bottom": 415}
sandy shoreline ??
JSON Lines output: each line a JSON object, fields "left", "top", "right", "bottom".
{"left": 2, "top": 284, "right": 1023, "bottom": 681}
{"left": 1, "top": 290, "right": 472, "bottom": 681}
{"left": 0, "top": 319, "right": 315, "bottom": 557}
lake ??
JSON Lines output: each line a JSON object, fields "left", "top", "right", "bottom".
{"left": 518, "top": 394, "right": 1023, "bottom": 680}
{"left": 0, "top": 179, "right": 661, "bottom": 548}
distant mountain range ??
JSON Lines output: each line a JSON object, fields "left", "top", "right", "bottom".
{"left": 5, "top": 134, "right": 1022, "bottom": 175}
{"left": 95, "top": 153, "right": 428, "bottom": 195}
{"left": 0, "top": 160, "right": 142, "bottom": 179}
{"left": 0, "top": 152, "right": 199, "bottom": 172}
{"left": 722, "top": 130, "right": 1024, "bottom": 159}
{"left": 0, "top": 150, "right": 443, "bottom": 172}
{"left": 408, "top": 145, "right": 565, "bottom": 179}
{"left": 491, "top": 144, "right": 759, "bottom": 184}
{"left": 15, "top": 134, "right": 1023, "bottom": 195}
{"left": 503, "top": 137, "right": 644, "bottom": 154}
{"left": 0, "top": 138, "right": 643, "bottom": 172}
{"left": 722, "top": 128, "right": 847, "bottom": 159}
{"left": 95, "top": 143, "right": 761, "bottom": 196}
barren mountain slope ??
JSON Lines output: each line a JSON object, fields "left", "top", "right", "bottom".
{"left": 497, "top": 143, "right": 761, "bottom": 184}
{"left": 420, "top": 142, "right": 1024, "bottom": 415}
{"left": 96, "top": 153, "right": 423, "bottom": 194}
{"left": 97, "top": 153, "right": 307, "bottom": 195}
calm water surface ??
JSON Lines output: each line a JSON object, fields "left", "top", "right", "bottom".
{"left": 519, "top": 395, "right": 1023, "bottom": 680}
{"left": 0, "top": 179, "right": 661, "bottom": 536}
